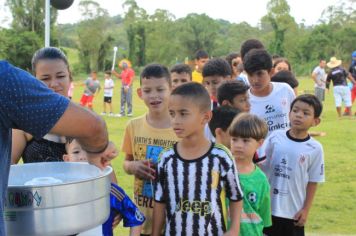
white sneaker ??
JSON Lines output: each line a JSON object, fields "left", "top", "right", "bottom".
{"left": 109, "top": 113, "right": 114, "bottom": 116}
{"left": 127, "top": 113, "right": 133, "bottom": 117}
{"left": 101, "top": 112, "right": 106, "bottom": 115}
{"left": 115, "top": 114, "right": 123, "bottom": 117}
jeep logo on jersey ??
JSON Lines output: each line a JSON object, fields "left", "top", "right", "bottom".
{"left": 265, "top": 105, "right": 275, "bottom": 114}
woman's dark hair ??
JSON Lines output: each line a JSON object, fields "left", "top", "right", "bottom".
{"left": 273, "top": 58, "right": 292, "bottom": 71}
{"left": 31, "top": 47, "right": 70, "bottom": 73}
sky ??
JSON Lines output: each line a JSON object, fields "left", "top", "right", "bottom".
{"left": 0, "top": 0, "right": 343, "bottom": 27}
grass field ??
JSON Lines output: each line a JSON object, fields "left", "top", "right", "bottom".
{"left": 70, "top": 75, "right": 356, "bottom": 235}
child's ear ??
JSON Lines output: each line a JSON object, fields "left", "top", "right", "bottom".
{"left": 215, "top": 127, "right": 222, "bottom": 137}
{"left": 202, "top": 110, "right": 212, "bottom": 124}
{"left": 63, "top": 154, "right": 70, "bottom": 162}
{"left": 313, "top": 117, "right": 321, "bottom": 127}
{"left": 137, "top": 88, "right": 142, "bottom": 98}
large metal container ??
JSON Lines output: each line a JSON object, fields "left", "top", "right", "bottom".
{"left": 5, "top": 162, "right": 112, "bottom": 236}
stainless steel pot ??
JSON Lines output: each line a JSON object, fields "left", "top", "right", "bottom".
{"left": 5, "top": 162, "right": 112, "bottom": 236}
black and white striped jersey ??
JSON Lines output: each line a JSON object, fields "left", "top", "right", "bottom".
{"left": 155, "top": 143, "right": 243, "bottom": 236}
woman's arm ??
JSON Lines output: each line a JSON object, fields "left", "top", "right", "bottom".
{"left": 11, "top": 129, "right": 32, "bottom": 164}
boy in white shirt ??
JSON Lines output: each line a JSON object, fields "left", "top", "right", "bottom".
{"left": 243, "top": 49, "right": 295, "bottom": 162}
{"left": 102, "top": 71, "right": 115, "bottom": 116}
{"left": 262, "top": 94, "right": 325, "bottom": 236}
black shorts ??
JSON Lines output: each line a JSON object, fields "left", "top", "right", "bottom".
{"left": 263, "top": 215, "right": 305, "bottom": 236}
{"left": 104, "top": 96, "right": 112, "bottom": 103}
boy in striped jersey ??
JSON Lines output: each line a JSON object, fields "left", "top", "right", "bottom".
{"left": 64, "top": 139, "right": 145, "bottom": 236}
{"left": 152, "top": 82, "right": 243, "bottom": 236}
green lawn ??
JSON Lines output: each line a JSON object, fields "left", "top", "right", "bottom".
{"left": 71, "top": 76, "right": 356, "bottom": 235}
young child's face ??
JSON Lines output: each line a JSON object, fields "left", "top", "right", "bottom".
{"left": 247, "top": 70, "right": 272, "bottom": 96}
{"left": 139, "top": 77, "right": 171, "bottom": 114}
{"left": 289, "top": 101, "right": 320, "bottom": 131}
{"left": 169, "top": 95, "right": 211, "bottom": 139}
{"left": 91, "top": 72, "right": 97, "bottom": 80}
{"left": 203, "top": 75, "right": 227, "bottom": 99}
{"left": 35, "top": 59, "right": 71, "bottom": 97}
{"left": 63, "top": 140, "right": 88, "bottom": 163}
{"left": 104, "top": 73, "right": 111, "bottom": 80}
{"left": 230, "top": 93, "right": 251, "bottom": 112}
{"left": 230, "top": 136, "right": 262, "bottom": 161}
{"left": 196, "top": 57, "right": 209, "bottom": 71}
{"left": 171, "top": 72, "right": 191, "bottom": 90}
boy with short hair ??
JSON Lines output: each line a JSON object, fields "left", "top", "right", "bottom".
{"left": 152, "top": 82, "right": 243, "bottom": 236}
{"left": 262, "top": 94, "right": 325, "bottom": 236}
{"left": 209, "top": 106, "right": 241, "bottom": 148}
{"left": 80, "top": 71, "right": 101, "bottom": 110}
{"left": 192, "top": 50, "right": 209, "bottom": 84}
{"left": 121, "top": 64, "right": 180, "bottom": 235}
{"left": 217, "top": 80, "right": 251, "bottom": 112}
{"left": 202, "top": 58, "right": 232, "bottom": 109}
{"left": 102, "top": 70, "right": 115, "bottom": 116}
{"left": 243, "top": 49, "right": 295, "bottom": 137}
{"left": 238, "top": 39, "right": 265, "bottom": 85}
{"left": 202, "top": 58, "right": 233, "bottom": 142}
{"left": 229, "top": 113, "right": 272, "bottom": 236}
{"left": 170, "top": 63, "right": 192, "bottom": 89}
{"left": 63, "top": 138, "right": 145, "bottom": 236}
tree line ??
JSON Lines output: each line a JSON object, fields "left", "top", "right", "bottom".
{"left": 1, "top": 0, "right": 355, "bottom": 76}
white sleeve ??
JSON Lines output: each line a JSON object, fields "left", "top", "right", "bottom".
{"left": 308, "top": 144, "right": 325, "bottom": 183}
{"left": 312, "top": 67, "right": 319, "bottom": 75}
{"left": 259, "top": 134, "right": 273, "bottom": 174}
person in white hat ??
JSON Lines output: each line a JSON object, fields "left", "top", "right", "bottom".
{"left": 326, "top": 56, "right": 356, "bottom": 117}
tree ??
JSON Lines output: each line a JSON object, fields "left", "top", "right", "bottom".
{"left": 0, "top": 28, "right": 41, "bottom": 70}
{"left": 6, "top": 0, "right": 58, "bottom": 43}
{"left": 178, "top": 13, "right": 219, "bottom": 58}
{"left": 122, "top": 0, "right": 148, "bottom": 66}
{"left": 145, "top": 9, "right": 183, "bottom": 65}
{"left": 262, "top": 0, "right": 297, "bottom": 56}
{"left": 77, "top": 0, "right": 110, "bottom": 72}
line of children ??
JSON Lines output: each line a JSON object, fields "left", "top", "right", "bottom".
{"left": 117, "top": 46, "right": 325, "bottom": 236}
{"left": 121, "top": 64, "right": 180, "bottom": 235}
{"left": 153, "top": 82, "right": 243, "bottom": 236}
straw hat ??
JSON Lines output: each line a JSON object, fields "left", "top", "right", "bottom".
{"left": 327, "top": 57, "right": 342, "bottom": 69}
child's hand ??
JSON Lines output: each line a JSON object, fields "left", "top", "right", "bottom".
{"left": 294, "top": 208, "right": 309, "bottom": 226}
{"left": 131, "top": 160, "right": 156, "bottom": 180}
{"left": 87, "top": 141, "right": 118, "bottom": 170}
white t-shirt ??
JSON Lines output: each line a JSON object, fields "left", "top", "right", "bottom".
{"left": 249, "top": 82, "right": 295, "bottom": 137}
{"left": 104, "top": 78, "right": 114, "bottom": 97}
{"left": 261, "top": 130, "right": 325, "bottom": 219}
{"left": 313, "top": 66, "right": 326, "bottom": 89}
